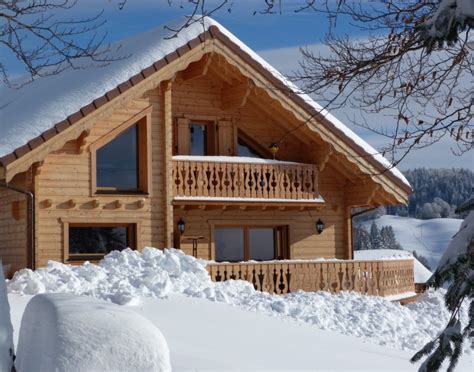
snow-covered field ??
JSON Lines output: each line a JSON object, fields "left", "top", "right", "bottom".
{"left": 6, "top": 249, "right": 471, "bottom": 358}
{"left": 360, "top": 215, "right": 463, "bottom": 269}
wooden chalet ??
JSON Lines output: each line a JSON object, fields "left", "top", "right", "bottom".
{"left": 0, "top": 17, "right": 414, "bottom": 298}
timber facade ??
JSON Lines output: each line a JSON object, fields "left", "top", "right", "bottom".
{"left": 0, "top": 19, "right": 413, "bottom": 297}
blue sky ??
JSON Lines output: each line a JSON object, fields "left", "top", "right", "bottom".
{"left": 3, "top": 1, "right": 472, "bottom": 170}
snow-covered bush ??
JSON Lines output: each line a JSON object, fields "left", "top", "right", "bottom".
{"left": 0, "top": 262, "right": 14, "bottom": 372}
{"left": 15, "top": 293, "right": 171, "bottom": 372}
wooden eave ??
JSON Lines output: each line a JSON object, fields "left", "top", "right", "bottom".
{"left": 0, "top": 24, "right": 410, "bottom": 205}
{"left": 173, "top": 199, "right": 325, "bottom": 211}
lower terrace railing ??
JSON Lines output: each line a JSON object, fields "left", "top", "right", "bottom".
{"left": 207, "top": 259, "right": 414, "bottom": 298}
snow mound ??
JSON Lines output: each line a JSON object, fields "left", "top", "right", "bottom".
{"left": 354, "top": 249, "right": 432, "bottom": 283}
{"left": 6, "top": 248, "right": 470, "bottom": 352}
{"left": 8, "top": 248, "right": 212, "bottom": 305}
{"left": 0, "top": 263, "right": 14, "bottom": 372}
{"left": 15, "top": 293, "right": 171, "bottom": 372}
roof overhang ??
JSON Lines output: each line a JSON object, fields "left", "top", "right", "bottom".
{"left": 0, "top": 20, "right": 411, "bottom": 205}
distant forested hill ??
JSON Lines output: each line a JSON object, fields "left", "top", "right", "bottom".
{"left": 387, "top": 168, "right": 473, "bottom": 219}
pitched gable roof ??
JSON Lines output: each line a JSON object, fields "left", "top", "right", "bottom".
{"left": 0, "top": 16, "right": 410, "bottom": 193}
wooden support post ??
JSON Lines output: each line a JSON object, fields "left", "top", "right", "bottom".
{"left": 162, "top": 80, "right": 174, "bottom": 247}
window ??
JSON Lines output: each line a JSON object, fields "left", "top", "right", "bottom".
{"left": 237, "top": 138, "right": 263, "bottom": 158}
{"left": 68, "top": 224, "right": 136, "bottom": 261}
{"left": 190, "top": 123, "right": 208, "bottom": 155}
{"left": 174, "top": 119, "right": 216, "bottom": 156}
{"left": 97, "top": 124, "right": 139, "bottom": 190}
{"left": 214, "top": 226, "right": 288, "bottom": 262}
{"left": 91, "top": 110, "right": 151, "bottom": 195}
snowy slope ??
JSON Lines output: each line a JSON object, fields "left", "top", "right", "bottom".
{"left": 360, "top": 216, "right": 463, "bottom": 269}
{"left": 354, "top": 249, "right": 432, "bottom": 283}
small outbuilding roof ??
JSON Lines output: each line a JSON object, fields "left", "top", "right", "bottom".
{"left": 0, "top": 17, "right": 410, "bottom": 192}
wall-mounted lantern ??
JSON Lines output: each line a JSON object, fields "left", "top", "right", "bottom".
{"left": 316, "top": 219, "right": 325, "bottom": 234}
{"left": 268, "top": 142, "right": 280, "bottom": 159}
{"left": 177, "top": 218, "right": 186, "bottom": 235}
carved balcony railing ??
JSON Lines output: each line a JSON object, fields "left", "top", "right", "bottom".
{"left": 206, "top": 259, "right": 415, "bottom": 298}
{"left": 172, "top": 156, "right": 320, "bottom": 202}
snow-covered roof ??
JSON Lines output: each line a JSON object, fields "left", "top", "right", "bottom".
{"left": 0, "top": 16, "right": 410, "bottom": 191}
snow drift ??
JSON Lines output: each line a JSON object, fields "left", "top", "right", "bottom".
{"left": 15, "top": 293, "right": 171, "bottom": 372}
{"left": 6, "top": 248, "right": 469, "bottom": 352}
{"left": 0, "top": 263, "right": 14, "bottom": 372}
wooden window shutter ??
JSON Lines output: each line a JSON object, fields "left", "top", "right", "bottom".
{"left": 217, "top": 121, "right": 237, "bottom": 156}
{"left": 176, "top": 118, "right": 190, "bottom": 155}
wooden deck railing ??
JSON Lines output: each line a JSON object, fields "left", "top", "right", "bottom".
{"left": 207, "top": 259, "right": 414, "bottom": 298}
{"left": 172, "top": 158, "right": 319, "bottom": 200}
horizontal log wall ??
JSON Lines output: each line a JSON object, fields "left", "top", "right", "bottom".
{"left": 207, "top": 259, "right": 415, "bottom": 297}
{"left": 0, "top": 188, "right": 27, "bottom": 274}
{"left": 34, "top": 94, "right": 167, "bottom": 267}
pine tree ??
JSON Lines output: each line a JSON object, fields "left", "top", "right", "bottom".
{"left": 412, "top": 251, "right": 432, "bottom": 271}
{"left": 354, "top": 225, "right": 372, "bottom": 251}
{"left": 411, "top": 211, "right": 473, "bottom": 371}
{"left": 370, "top": 222, "right": 381, "bottom": 250}
{"left": 379, "top": 226, "right": 402, "bottom": 250}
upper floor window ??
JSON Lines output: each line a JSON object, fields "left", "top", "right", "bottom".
{"left": 190, "top": 123, "right": 208, "bottom": 155}
{"left": 237, "top": 138, "right": 263, "bottom": 158}
{"left": 97, "top": 124, "right": 139, "bottom": 190}
{"left": 91, "top": 108, "right": 151, "bottom": 195}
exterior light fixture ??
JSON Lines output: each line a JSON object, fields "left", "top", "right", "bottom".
{"left": 269, "top": 142, "right": 280, "bottom": 159}
{"left": 177, "top": 218, "right": 186, "bottom": 235}
{"left": 316, "top": 219, "right": 325, "bottom": 234}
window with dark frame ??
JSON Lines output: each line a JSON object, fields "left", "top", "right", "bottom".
{"left": 68, "top": 224, "right": 136, "bottom": 260}
{"left": 214, "top": 226, "right": 288, "bottom": 262}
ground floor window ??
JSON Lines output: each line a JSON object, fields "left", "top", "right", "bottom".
{"left": 68, "top": 224, "right": 136, "bottom": 261}
{"left": 214, "top": 226, "right": 288, "bottom": 262}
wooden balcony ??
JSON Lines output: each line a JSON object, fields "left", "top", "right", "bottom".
{"left": 172, "top": 156, "right": 322, "bottom": 208}
{"left": 207, "top": 259, "right": 415, "bottom": 298}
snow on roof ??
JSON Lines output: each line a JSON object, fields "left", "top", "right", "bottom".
{"left": 0, "top": 16, "right": 410, "bottom": 189}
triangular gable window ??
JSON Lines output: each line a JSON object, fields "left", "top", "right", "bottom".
{"left": 91, "top": 109, "right": 151, "bottom": 195}
{"left": 97, "top": 124, "right": 139, "bottom": 190}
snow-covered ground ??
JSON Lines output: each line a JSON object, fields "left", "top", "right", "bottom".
{"left": 360, "top": 215, "right": 463, "bottom": 269}
{"left": 6, "top": 248, "right": 470, "bottom": 355}
{"left": 5, "top": 294, "right": 417, "bottom": 371}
